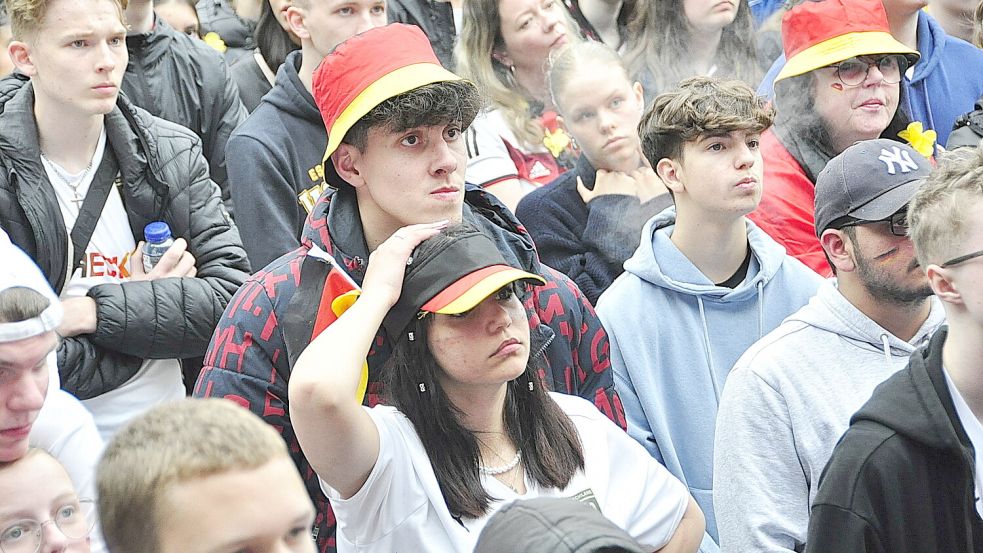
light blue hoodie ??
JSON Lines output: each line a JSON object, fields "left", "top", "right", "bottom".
{"left": 596, "top": 207, "right": 823, "bottom": 547}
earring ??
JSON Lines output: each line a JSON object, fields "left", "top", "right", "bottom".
{"left": 505, "top": 65, "right": 518, "bottom": 89}
{"left": 418, "top": 382, "right": 427, "bottom": 393}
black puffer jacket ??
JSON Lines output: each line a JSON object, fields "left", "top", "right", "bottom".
{"left": 0, "top": 82, "right": 250, "bottom": 399}
{"left": 124, "top": 17, "right": 247, "bottom": 215}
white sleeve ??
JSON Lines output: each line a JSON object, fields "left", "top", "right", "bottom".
{"left": 465, "top": 112, "right": 519, "bottom": 188}
{"left": 713, "top": 364, "right": 807, "bottom": 553}
{"left": 319, "top": 406, "right": 429, "bottom": 544}
{"left": 30, "top": 390, "right": 107, "bottom": 553}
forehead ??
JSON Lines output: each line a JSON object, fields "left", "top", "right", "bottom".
{"left": 556, "top": 64, "right": 631, "bottom": 110}
{"left": 0, "top": 332, "right": 57, "bottom": 371}
{"left": 37, "top": 0, "right": 126, "bottom": 34}
{"left": 158, "top": 458, "right": 314, "bottom": 553}
{"left": 0, "top": 454, "right": 75, "bottom": 517}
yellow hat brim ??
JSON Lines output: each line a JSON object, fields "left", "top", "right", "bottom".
{"left": 776, "top": 31, "right": 919, "bottom": 83}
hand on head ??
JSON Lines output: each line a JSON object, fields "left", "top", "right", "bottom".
{"left": 361, "top": 222, "right": 449, "bottom": 309}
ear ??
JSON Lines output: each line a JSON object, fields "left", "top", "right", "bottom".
{"left": 820, "top": 229, "right": 856, "bottom": 273}
{"left": 8, "top": 41, "right": 38, "bottom": 77}
{"left": 656, "top": 158, "right": 684, "bottom": 195}
{"left": 926, "top": 264, "right": 962, "bottom": 306}
{"left": 285, "top": 5, "right": 310, "bottom": 40}
{"left": 331, "top": 144, "right": 367, "bottom": 189}
{"left": 492, "top": 50, "right": 513, "bottom": 69}
{"left": 631, "top": 81, "right": 644, "bottom": 108}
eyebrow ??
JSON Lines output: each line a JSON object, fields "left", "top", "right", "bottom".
{"left": 208, "top": 509, "right": 315, "bottom": 551}
{"left": 0, "top": 344, "right": 58, "bottom": 370}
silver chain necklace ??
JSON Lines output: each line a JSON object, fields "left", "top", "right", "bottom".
{"left": 40, "top": 152, "right": 95, "bottom": 208}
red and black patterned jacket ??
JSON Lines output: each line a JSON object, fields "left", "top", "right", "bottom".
{"left": 193, "top": 184, "right": 625, "bottom": 553}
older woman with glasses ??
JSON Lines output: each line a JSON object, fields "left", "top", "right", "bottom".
{"left": 0, "top": 449, "right": 96, "bottom": 553}
{"left": 748, "top": 0, "right": 920, "bottom": 277}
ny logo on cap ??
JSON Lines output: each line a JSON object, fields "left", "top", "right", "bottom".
{"left": 878, "top": 146, "right": 919, "bottom": 175}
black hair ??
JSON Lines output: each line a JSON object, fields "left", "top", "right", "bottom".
{"left": 341, "top": 80, "right": 483, "bottom": 152}
{"left": 383, "top": 225, "right": 584, "bottom": 520}
{"left": 255, "top": 0, "right": 298, "bottom": 71}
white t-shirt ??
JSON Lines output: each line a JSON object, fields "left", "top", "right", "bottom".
{"left": 943, "top": 367, "right": 983, "bottom": 518}
{"left": 465, "top": 109, "right": 562, "bottom": 189}
{"left": 44, "top": 129, "right": 184, "bottom": 441}
{"left": 321, "top": 393, "right": 690, "bottom": 553}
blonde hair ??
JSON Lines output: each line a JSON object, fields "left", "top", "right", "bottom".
{"left": 97, "top": 399, "right": 290, "bottom": 553}
{"left": 975, "top": 0, "right": 983, "bottom": 49}
{"left": 455, "top": 0, "right": 579, "bottom": 148}
{"left": 623, "top": 0, "right": 760, "bottom": 96}
{"left": 547, "top": 41, "right": 630, "bottom": 115}
{"left": 908, "top": 147, "right": 983, "bottom": 267}
{"left": 8, "top": 0, "right": 127, "bottom": 41}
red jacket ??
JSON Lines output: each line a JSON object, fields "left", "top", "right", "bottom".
{"left": 749, "top": 130, "right": 834, "bottom": 277}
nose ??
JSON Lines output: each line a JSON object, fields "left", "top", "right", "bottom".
{"left": 40, "top": 520, "right": 70, "bottom": 553}
{"left": 430, "top": 135, "right": 459, "bottom": 176}
{"left": 94, "top": 42, "right": 117, "bottom": 73}
{"left": 355, "top": 10, "right": 380, "bottom": 34}
{"left": 734, "top": 142, "right": 755, "bottom": 169}
{"left": 541, "top": 6, "right": 561, "bottom": 33}
{"left": 484, "top": 298, "right": 514, "bottom": 333}
{"left": 597, "top": 109, "right": 616, "bottom": 134}
{"left": 863, "top": 62, "right": 887, "bottom": 86}
{"left": 9, "top": 371, "right": 46, "bottom": 413}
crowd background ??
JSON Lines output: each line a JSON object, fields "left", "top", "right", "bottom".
{"left": 2, "top": 0, "right": 983, "bottom": 552}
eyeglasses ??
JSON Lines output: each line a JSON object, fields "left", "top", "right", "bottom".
{"left": 828, "top": 55, "right": 905, "bottom": 87}
{"left": 831, "top": 210, "right": 909, "bottom": 237}
{"left": 941, "top": 249, "right": 983, "bottom": 268}
{"left": 0, "top": 499, "right": 96, "bottom": 553}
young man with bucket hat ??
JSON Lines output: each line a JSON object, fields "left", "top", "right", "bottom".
{"left": 714, "top": 139, "right": 946, "bottom": 553}
{"left": 195, "top": 24, "right": 624, "bottom": 553}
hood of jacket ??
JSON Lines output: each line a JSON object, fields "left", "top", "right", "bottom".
{"left": 623, "top": 206, "right": 791, "bottom": 303}
{"left": 910, "top": 11, "right": 947, "bottom": 87}
{"left": 851, "top": 327, "right": 970, "bottom": 453}
{"left": 259, "top": 50, "right": 321, "bottom": 123}
{"left": 784, "top": 279, "right": 945, "bottom": 361}
{"left": 473, "top": 497, "right": 646, "bottom": 553}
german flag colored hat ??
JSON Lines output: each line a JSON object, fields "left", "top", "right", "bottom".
{"left": 775, "top": 0, "right": 919, "bottom": 83}
{"left": 382, "top": 225, "right": 546, "bottom": 341}
{"left": 313, "top": 24, "right": 462, "bottom": 173}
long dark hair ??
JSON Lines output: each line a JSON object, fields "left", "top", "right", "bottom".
{"left": 384, "top": 289, "right": 584, "bottom": 520}
{"left": 623, "top": 0, "right": 760, "bottom": 95}
{"left": 255, "top": 0, "right": 298, "bottom": 71}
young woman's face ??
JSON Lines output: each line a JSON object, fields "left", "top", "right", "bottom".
{"left": 683, "top": 0, "right": 739, "bottom": 33}
{"left": 428, "top": 285, "right": 531, "bottom": 394}
{"left": 0, "top": 453, "right": 92, "bottom": 553}
{"left": 556, "top": 63, "right": 645, "bottom": 172}
{"left": 495, "top": 0, "right": 568, "bottom": 74}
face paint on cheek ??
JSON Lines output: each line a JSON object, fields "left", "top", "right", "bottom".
{"left": 831, "top": 83, "right": 844, "bottom": 91}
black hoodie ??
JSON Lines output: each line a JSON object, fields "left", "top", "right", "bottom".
{"left": 224, "top": 50, "right": 330, "bottom": 269}
{"left": 807, "top": 327, "right": 983, "bottom": 553}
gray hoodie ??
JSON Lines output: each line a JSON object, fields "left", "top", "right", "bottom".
{"left": 712, "top": 281, "right": 945, "bottom": 553}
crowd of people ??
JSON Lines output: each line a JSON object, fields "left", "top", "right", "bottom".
{"left": 1, "top": 0, "right": 983, "bottom": 552}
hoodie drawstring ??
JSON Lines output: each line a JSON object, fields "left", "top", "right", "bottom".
{"left": 756, "top": 280, "right": 765, "bottom": 339}
{"left": 697, "top": 297, "right": 722, "bottom": 402}
{"left": 879, "top": 333, "right": 892, "bottom": 365}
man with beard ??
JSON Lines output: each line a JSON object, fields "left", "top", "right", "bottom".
{"left": 713, "top": 139, "right": 947, "bottom": 553}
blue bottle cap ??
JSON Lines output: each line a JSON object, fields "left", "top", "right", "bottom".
{"left": 144, "top": 221, "right": 173, "bottom": 243}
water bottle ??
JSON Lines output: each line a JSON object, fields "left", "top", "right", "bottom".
{"left": 143, "top": 222, "right": 175, "bottom": 272}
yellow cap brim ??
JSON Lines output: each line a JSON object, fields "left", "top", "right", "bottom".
{"left": 322, "top": 63, "right": 462, "bottom": 164}
{"left": 776, "top": 31, "right": 919, "bottom": 83}
{"left": 426, "top": 266, "right": 545, "bottom": 315}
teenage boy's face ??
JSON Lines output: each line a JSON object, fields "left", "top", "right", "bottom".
{"left": 0, "top": 332, "right": 55, "bottom": 462}
{"left": 670, "top": 129, "right": 763, "bottom": 217}
{"left": 157, "top": 457, "right": 316, "bottom": 553}
{"left": 341, "top": 121, "right": 467, "bottom": 234}
{"left": 10, "top": 0, "right": 127, "bottom": 117}
{"left": 292, "top": 0, "right": 386, "bottom": 59}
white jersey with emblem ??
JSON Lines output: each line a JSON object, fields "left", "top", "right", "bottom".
{"left": 44, "top": 128, "right": 184, "bottom": 441}
{"left": 321, "top": 393, "right": 690, "bottom": 552}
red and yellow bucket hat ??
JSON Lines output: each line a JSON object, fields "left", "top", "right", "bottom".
{"left": 312, "top": 24, "right": 463, "bottom": 168}
{"left": 775, "top": 0, "right": 920, "bottom": 83}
